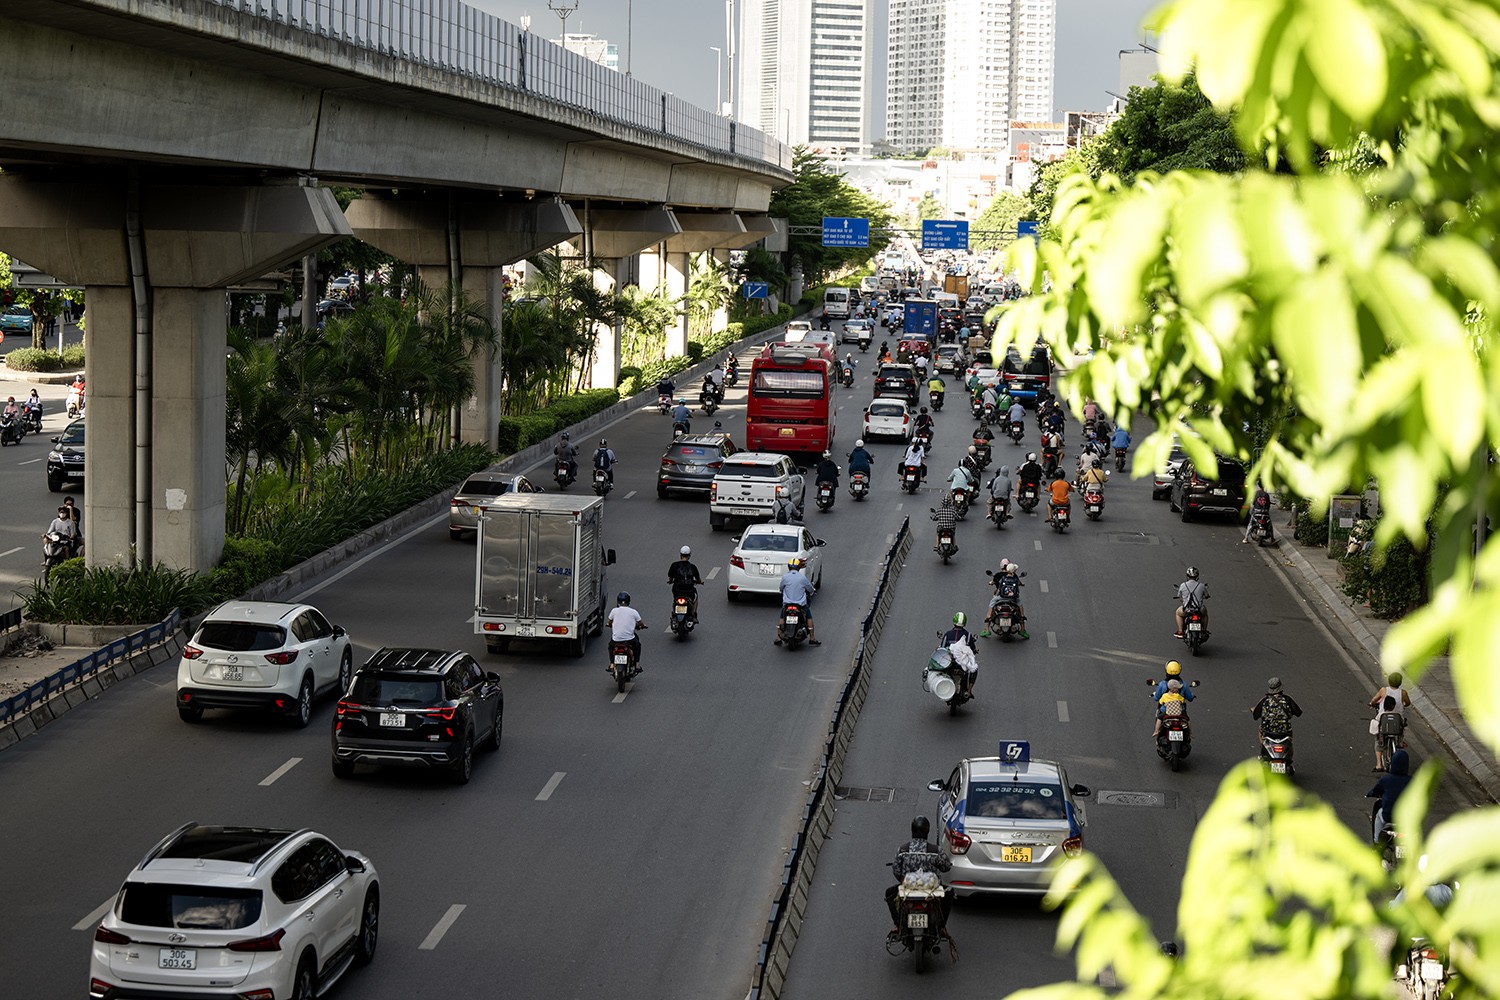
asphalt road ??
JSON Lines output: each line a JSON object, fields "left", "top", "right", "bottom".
{"left": 0, "top": 333, "right": 1484, "bottom": 999}
{"left": 0, "top": 377, "right": 81, "bottom": 608}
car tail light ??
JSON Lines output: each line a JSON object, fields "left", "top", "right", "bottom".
{"left": 263, "top": 650, "right": 299, "bottom": 665}
{"left": 945, "top": 827, "right": 971, "bottom": 855}
{"left": 450, "top": 498, "right": 464, "bottom": 507}
{"left": 181, "top": 645, "right": 204, "bottom": 660}
{"left": 336, "top": 700, "right": 361, "bottom": 716}
{"left": 228, "top": 928, "right": 285, "bottom": 952}
{"left": 239, "top": 992, "right": 276, "bottom": 1000}
{"left": 731, "top": 555, "right": 745, "bottom": 568}
{"left": 94, "top": 925, "right": 131, "bottom": 945}
{"left": 89, "top": 980, "right": 113, "bottom": 999}
{"left": 1063, "top": 836, "right": 1084, "bottom": 857}
{"left": 710, "top": 483, "right": 718, "bottom": 501}
{"left": 425, "top": 705, "right": 458, "bottom": 721}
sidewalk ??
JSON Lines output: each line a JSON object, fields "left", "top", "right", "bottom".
{"left": 1262, "top": 531, "right": 1500, "bottom": 803}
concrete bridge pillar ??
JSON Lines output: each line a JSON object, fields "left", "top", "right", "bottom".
{"left": 577, "top": 207, "right": 682, "bottom": 385}
{"left": 589, "top": 259, "right": 624, "bottom": 391}
{"left": 347, "top": 196, "right": 581, "bottom": 448}
{"left": 0, "top": 175, "right": 348, "bottom": 572}
{"left": 664, "top": 251, "right": 691, "bottom": 359}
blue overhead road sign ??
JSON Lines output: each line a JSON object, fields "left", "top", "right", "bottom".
{"left": 821, "top": 217, "right": 870, "bottom": 248}
{"left": 921, "top": 219, "right": 969, "bottom": 250}
{"left": 742, "top": 282, "right": 770, "bottom": 299}
{"left": 1017, "top": 220, "right": 1039, "bottom": 240}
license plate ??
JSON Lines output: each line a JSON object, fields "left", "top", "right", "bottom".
{"left": 1189, "top": 623, "right": 1203, "bottom": 632}
{"left": 516, "top": 624, "right": 535, "bottom": 637}
{"left": 732, "top": 507, "right": 760, "bottom": 516}
{"left": 158, "top": 948, "right": 196, "bottom": 970}
{"left": 1394, "top": 844, "right": 1407, "bottom": 858}
{"left": 997, "top": 617, "right": 1010, "bottom": 627}
{"left": 1421, "top": 960, "right": 1446, "bottom": 981}
{"left": 759, "top": 564, "right": 778, "bottom": 576}
{"left": 1270, "top": 762, "right": 1287, "bottom": 773}
{"left": 379, "top": 712, "right": 404, "bottom": 728}
{"left": 1168, "top": 730, "right": 1185, "bottom": 741}
{"left": 779, "top": 428, "right": 795, "bottom": 437}
{"left": 1088, "top": 505, "right": 1100, "bottom": 513}
{"left": 1212, "top": 488, "right": 1228, "bottom": 496}
{"left": 907, "top": 912, "right": 929, "bottom": 929}
{"left": 613, "top": 655, "right": 628, "bottom": 665}
{"left": 67, "top": 471, "right": 84, "bottom": 478}
{"left": 1001, "top": 846, "right": 1033, "bottom": 863}
{"left": 220, "top": 665, "right": 243, "bottom": 682}
{"left": 785, "top": 615, "right": 799, "bottom": 623}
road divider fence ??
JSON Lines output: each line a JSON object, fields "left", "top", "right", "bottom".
{"left": 750, "top": 516, "right": 911, "bottom": 999}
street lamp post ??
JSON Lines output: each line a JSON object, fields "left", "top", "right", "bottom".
{"left": 548, "top": 0, "right": 579, "bottom": 45}
{"left": 710, "top": 46, "right": 722, "bottom": 114}
{"left": 626, "top": 0, "right": 632, "bottom": 76}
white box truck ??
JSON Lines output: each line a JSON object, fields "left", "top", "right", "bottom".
{"left": 474, "top": 493, "right": 615, "bottom": 657}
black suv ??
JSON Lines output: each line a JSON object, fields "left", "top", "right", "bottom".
{"left": 658, "top": 433, "right": 738, "bottom": 498}
{"left": 875, "top": 363, "right": 919, "bottom": 404}
{"left": 332, "top": 648, "right": 503, "bottom": 785}
{"left": 1170, "top": 456, "right": 1248, "bottom": 522}
{"left": 47, "top": 417, "right": 85, "bottom": 492}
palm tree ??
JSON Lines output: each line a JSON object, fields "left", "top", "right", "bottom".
{"left": 225, "top": 329, "right": 292, "bottom": 533}
{"left": 680, "top": 253, "right": 733, "bottom": 337}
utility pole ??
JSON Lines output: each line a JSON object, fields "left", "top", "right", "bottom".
{"left": 548, "top": 0, "right": 578, "bottom": 45}
{"left": 725, "top": 0, "right": 736, "bottom": 121}
{"left": 711, "top": 46, "right": 722, "bottom": 113}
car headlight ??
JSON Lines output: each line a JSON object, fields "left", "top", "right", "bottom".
{"left": 48, "top": 451, "right": 61, "bottom": 463}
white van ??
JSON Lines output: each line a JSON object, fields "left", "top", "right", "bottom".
{"left": 860, "top": 276, "right": 880, "bottom": 295}
{"left": 823, "top": 286, "right": 852, "bottom": 319}
{"left": 982, "top": 282, "right": 1005, "bottom": 304}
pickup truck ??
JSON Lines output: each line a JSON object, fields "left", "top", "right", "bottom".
{"left": 708, "top": 452, "right": 807, "bottom": 531}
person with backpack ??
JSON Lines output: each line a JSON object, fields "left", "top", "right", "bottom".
{"left": 1243, "top": 486, "right": 1275, "bottom": 543}
{"left": 1252, "top": 677, "right": 1302, "bottom": 741}
{"left": 1369, "top": 672, "right": 1411, "bottom": 771}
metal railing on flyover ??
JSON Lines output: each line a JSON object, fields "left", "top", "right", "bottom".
{"left": 0, "top": 609, "right": 182, "bottom": 726}
{"left": 196, "top": 0, "right": 790, "bottom": 171}
{"left": 749, "top": 516, "right": 912, "bottom": 999}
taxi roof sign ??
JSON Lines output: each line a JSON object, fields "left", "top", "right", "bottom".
{"left": 998, "top": 740, "right": 1031, "bottom": 765}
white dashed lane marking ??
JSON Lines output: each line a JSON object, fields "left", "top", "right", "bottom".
{"left": 706, "top": 566, "right": 720, "bottom": 579}
{"left": 624, "top": 490, "right": 637, "bottom": 499}
{"left": 612, "top": 690, "right": 629, "bottom": 703}
{"left": 0, "top": 546, "right": 23, "bottom": 558}
{"left": 258, "top": 757, "right": 302, "bottom": 787}
{"left": 418, "top": 904, "right": 467, "bottom": 950}
{"left": 1034, "top": 539, "right": 1043, "bottom": 551}
{"left": 536, "top": 771, "right": 567, "bottom": 801}
{"left": 1047, "top": 631, "right": 1058, "bottom": 648}
{"left": 1039, "top": 580, "right": 1049, "bottom": 593}
{"left": 1057, "top": 700, "right": 1070, "bottom": 722}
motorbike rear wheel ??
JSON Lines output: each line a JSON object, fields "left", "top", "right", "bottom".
{"left": 913, "top": 930, "right": 928, "bottom": 973}
{"left": 615, "top": 667, "right": 628, "bottom": 694}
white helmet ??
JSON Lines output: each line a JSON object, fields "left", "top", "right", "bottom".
{"left": 680, "top": 545, "right": 692, "bottom": 556}
{"left": 855, "top": 439, "right": 865, "bottom": 448}
{"left": 822, "top": 451, "right": 831, "bottom": 459}
{"left": 968, "top": 446, "right": 977, "bottom": 456}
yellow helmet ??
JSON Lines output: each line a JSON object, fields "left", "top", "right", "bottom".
{"left": 1165, "top": 660, "right": 1182, "bottom": 677}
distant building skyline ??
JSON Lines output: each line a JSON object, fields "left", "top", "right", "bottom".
{"left": 562, "top": 32, "right": 620, "bottom": 72}
{"left": 739, "top": 0, "right": 876, "bottom": 149}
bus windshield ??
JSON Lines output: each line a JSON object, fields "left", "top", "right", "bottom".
{"left": 753, "top": 369, "right": 827, "bottom": 399}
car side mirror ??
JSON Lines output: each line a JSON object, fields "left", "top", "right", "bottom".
{"left": 332, "top": 625, "right": 346, "bottom": 637}
{"left": 51, "top": 436, "right": 60, "bottom": 443}
{"left": 1146, "top": 678, "right": 1157, "bottom": 687}
{"left": 486, "top": 672, "right": 501, "bottom": 684}
{"left": 604, "top": 549, "right": 617, "bottom": 566}
{"left": 1070, "top": 784, "right": 1092, "bottom": 797}
{"left": 815, "top": 539, "right": 827, "bottom": 547}
{"left": 344, "top": 855, "right": 367, "bottom": 874}
{"left": 731, "top": 534, "right": 742, "bottom": 544}
{"left": 796, "top": 467, "right": 807, "bottom": 475}
{"left": 927, "top": 779, "right": 946, "bottom": 792}
{"left": 1190, "top": 679, "right": 1201, "bottom": 687}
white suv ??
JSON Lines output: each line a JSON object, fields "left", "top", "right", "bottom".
{"left": 176, "top": 602, "right": 353, "bottom": 728}
{"left": 90, "top": 824, "right": 379, "bottom": 1000}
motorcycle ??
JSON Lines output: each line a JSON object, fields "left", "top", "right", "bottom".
{"left": 1042, "top": 446, "right": 1061, "bottom": 476}
{"left": 1259, "top": 731, "right": 1294, "bottom": 775}
{"left": 1083, "top": 482, "right": 1105, "bottom": 520}
{"left": 1372, "top": 803, "right": 1408, "bottom": 872}
{"left": 1008, "top": 419, "right": 1025, "bottom": 445}
{"left": 981, "top": 401, "right": 995, "bottom": 426}
{"left": 700, "top": 381, "right": 720, "bottom": 416}
{"left": 849, "top": 471, "right": 870, "bottom": 501}
{"left": 929, "top": 389, "right": 943, "bottom": 411}
{"left": 1179, "top": 606, "right": 1209, "bottom": 656}
{"left": 66, "top": 383, "right": 85, "bottom": 418}
{"left": 932, "top": 517, "right": 958, "bottom": 564}
{"left": 1017, "top": 482, "right": 1041, "bottom": 513}
{"left": 857, "top": 327, "right": 872, "bottom": 352}
{"left": 952, "top": 488, "right": 970, "bottom": 521}
{"left": 0, "top": 414, "right": 22, "bottom": 447}
{"left": 22, "top": 404, "right": 42, "bottom": 435}
{"left": 779, "top": 603, "right": 810, "bottom": 648}
{"left": 972, "top": 440, "right": 991, "bottom": 469}
{"left": 924, "top": 642, "right": 972, "bottom": 715}
{"left": 1149, "top": 677, "right": 1200, "bottom": 771}
{"left": 913, "top": 429, "right": 932, "bottom": 452}
{"left": 819, "top": 314, "right": 831, "bottom": 331}
{"left": 983, "top": 571, "right": 1025, "bottom": 640}
{"left": 885, "top": 864, "right": 951, "bottom": 972}
{"left": 987, "top": 494, "right": 1011, "bottom": 529}
{"left": 970, "top": 395, "right": 984, "bottom": 420}
{"left": 841, "top": 364, "right": 855, "bottom": 388}
{"left": 901, "top": 464, "right": 922, "bottom": 494}
{"left": 724, "top": 362, "right": 739, "bottom": 388}
{"left": 669, "top": 594, "right": 695, "bottom": 642}
{"left": 41, "top": 530, "right": 70, "bottom": 583}
{"left": 1048, "top": 502, "right": 1070, "bottom": 533}
{"left": 815, "top": 480, "right": 836, "bottom": 512}
{"left": 554, "top": 459, "right": 576, "bottom": 489}
{"left": 1114, "top": 446, "right": 1128, "bottom": 472}
{"left": 656, "top": 393, "right": 672, "bottom": 416}
{"left": 608, "top": 640, "right": 641, "bottom": 693}
{"left": 1397, "top": 939, "right": 1452, "bottom": 1000}
{"left": 1247, "top": 508, "right": 1275, "bottom": 545}
{"left": 592, "top": 468, "right": 613, "bottom": 496}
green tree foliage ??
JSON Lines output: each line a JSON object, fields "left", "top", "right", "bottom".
{"left": 1025, "top": 141, "right": 1105, "bottom": 241}
{"left": 1096, "top": 72, "right": 1246, "bottom": 180}
{"left": 914, "top": 192, "right": 943, "bottom": 223}
{"left": 973, "top": 191, "right": 1029, "bottom": 250}
{"left": 680, "top": 252, "right": 734, "bottom": 336}
{"left": 768, "top": 147, "right": 895, "bottom": 284}
{"left": 991, "top": 1, "right": 1500, "bottom": 997}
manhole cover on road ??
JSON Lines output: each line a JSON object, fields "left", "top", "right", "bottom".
{"left": 1108, "top": 533, "right": 1161, "bottom": 545}
{"left": 1096, "top": 790, "right": 1173, "bottom": 808}
{"left": 834, "top": 785, "right": 896, "bottom": 802}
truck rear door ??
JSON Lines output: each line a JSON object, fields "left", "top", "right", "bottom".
{"left": 530, "top": 512, "right": 578, "bottom": 620}
{"left": 477, "top": 508, "right": 525, "bottom": 620}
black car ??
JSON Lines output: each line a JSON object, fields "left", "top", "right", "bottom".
{"left": 47, "top": 417, "right": 85, "bottom": 492}
{"left": 332, "top": 648, "right": 503, "bottom": 785}
{"left": 1170, "top": 456, "right": 1248, "bottom": 522}
{"left": 658, "top": 433, "right": 738, "bottom": 498}
{"left": 875, "top": 363, "right": 919, "bottom": 405}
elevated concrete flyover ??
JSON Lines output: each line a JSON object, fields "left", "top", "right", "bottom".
{"left": 0, "top": 0, "right": 791, "bottom": 577}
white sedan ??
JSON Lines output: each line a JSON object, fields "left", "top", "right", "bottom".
{"left": 862, "top": 397, "right": 913, "bottom": 441}
{"left": 727, "top": 524, "right": 825, "bottom": 599}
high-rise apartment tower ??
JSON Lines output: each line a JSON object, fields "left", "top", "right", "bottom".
{"left": 739, "top": 0, "right": 876, "bottom": 150}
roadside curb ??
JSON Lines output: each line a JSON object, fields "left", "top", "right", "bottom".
{"left": 0, "top": 367, "right": 82, "bottom": 385}
{"left": 1265, "top": 539, "right": 1500, "bottom": 802}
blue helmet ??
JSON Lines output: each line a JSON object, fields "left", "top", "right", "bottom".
{"left": 617, "top": 592, "right": 631, "bottom": 606}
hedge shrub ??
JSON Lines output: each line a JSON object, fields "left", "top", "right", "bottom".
{"left": 3, "top": 345, "right": 87, "bottom": 372}
{"left": 1337, "top": 519, "right": 1428, "bottom": 620}
{"left": 496, "top": 388, "right": 620, "bottom": 453}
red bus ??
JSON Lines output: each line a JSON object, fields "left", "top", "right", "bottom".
{"left": 746, "top": 346, "right": 836, "bottom": 453}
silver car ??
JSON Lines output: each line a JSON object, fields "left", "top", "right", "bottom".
{"left": 449, "top": 472, "right": 541, "bottom": 539}
{"left": 927, "top": 757, "right": 1090, "bottom": 897}
{"left": 1151, "top": 435, "right": 1187, "bottom": 499}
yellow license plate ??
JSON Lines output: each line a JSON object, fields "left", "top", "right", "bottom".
{"left": 779, "top": 428, "right": 795, "bottom": 437}
{"left": 1000, "top": 846, "right": 1033, "bottom": 863}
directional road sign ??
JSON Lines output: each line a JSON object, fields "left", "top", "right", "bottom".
{"left": 821, "top": 216, "right": 870, "bottom": 248}
{"left": 921, "top": 219, "right": 969, "bottom": 250}
{"left": 1017, "top": 220, "right": 1040, "bottom": 240}
{"left": 742, "top": 281, "right": 770, "bottom": 299}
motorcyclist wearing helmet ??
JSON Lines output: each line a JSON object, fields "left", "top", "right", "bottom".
{"left": 1153, "top": 660, "right": 1195, "bottom": 704}
{"left": 942, "top": 612, "right": 979, "bottom": 696}
{"left": 1046, "top": 469, "right": 1074, "bottom": 520}
{"left": 666, "top": 546, "right": 704, "bottom": 623}
{"left": 847, "top": 439, "right": 875, "bottom": 478}
{"left": 914, "top": 406, "right": 935, "bottom": 438}
{"left": 901, "top": 439, "right": 928, "bottom": 484}
{"left": 1005, "top": 398, "right": 1026, "bottom": 429}
{"left": 1252, "top": 676, "right": 1302, "bottom": 740}
{"left": 1016, "top": 452, "right": 1044, "bottom": 494}
{"left": 1174, "top": 566, "right": 1209, "bottom": 638}
{"left": 972, "top": 421, "right": 994, "bottom": 445}
{"left": 980, "top": 382, "right": 1000, "bottom": 417}
{"left": 1153, "top": 678, "right": 1189, "bottom": 738}
{"left": 884, "top": 816, "right": 954, "bottom": 939}
{"left": 553, "top": 431, "right": 578, "bottom": 480}
{"left": 2, "top": 396, "right": 19, "bottom": 422}
{"left": 961, "top": 446, "right": 981, "bottom": 483}
{"left": 776, "top": 557, "right": 820, "bottom": 646}
{"left": 982, "top": 561, "right": 1029, "bottom": 639}
{"left": 947, "top": 464, "right": 976, "bottom": 503}
{"left": 928, "top": 373, "right": 945, "bottom": 401}
{"left": 814, "top": 451, "right": 841, "bottom": 489}
{"left": 671, "top": 399, "right": 692, "bottom": 435}
{"left": 593, "top": 439, "right": 617, "bottom": 483}
{"left": 606, "top": 592, "right": 647, "bottom": 670}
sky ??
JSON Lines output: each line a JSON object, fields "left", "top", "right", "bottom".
{"left": 470, "top": 0, "right": 1161, "bottom": 120}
